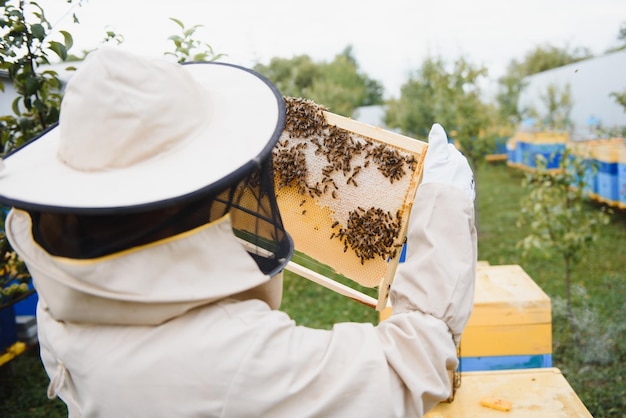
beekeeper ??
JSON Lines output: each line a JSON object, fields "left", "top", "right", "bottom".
{"left": 0, "top": 48, "right": 476, "bottom": 418}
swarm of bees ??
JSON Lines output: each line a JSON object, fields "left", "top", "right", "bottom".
{"left": 273, "top": 96, "right": 416, "bottom": 263}
{"left": 331, "top": 207, "right": 404, "bottom": 265}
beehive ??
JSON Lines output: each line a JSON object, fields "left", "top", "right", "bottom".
{"left": 595, "top": 142, "right": 620, "bottom": 204}
{"left": 513, "top": 131, "right": 569, "bottom": 171}
{"left": 460, "top": 264, "right": 552, "bottom": 371}
{"left": 275, "top": 97, "right": 427, "bottom": 309}
{"left": 380, "top": 264, "right": 552, "bottom": 371}
{"left": 425, "top": 368, "right": 593, "bottom": 417}
{"left": 619, "top": 145, "right": 626, "bottom": 208}
{"left": 568, "top": 138, "right": 625, "bottom": 204}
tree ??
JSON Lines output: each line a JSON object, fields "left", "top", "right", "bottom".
{"left": 254, "top": 54, "right": 319, "bottom": 99}
{"left": 384, "top": 55, "right": 494, "bottom": 170}
{"left": 164, "top": 18, "right": 225, "bottom": 63}
{"left": 606, "top": 20, "right": 626, "bottom": 53}
{"left": 384, "top": 55, "right": 497, "bottom": 231}
{"left": 495, "top": 62, "right": 527, "bottom": 126}
{"left": 496, "top": 44, "right": 592, "bottom": 127}
{"left": 254, "top": 46, "right": 384, "bottom": 116}
{"left": 517, "top": 149, "right": 610, "bottom": 321}
{"left": 0, "top": 0, "right": 75, "bottom": 153}
{"left": 0, "top": 0, "right": 80, "bottom": 305}
{"left": 539, "top": 82, "right": 573, "bottom": 130}
{"left": 609, "top": 89, "right": 626, "bottom": 111}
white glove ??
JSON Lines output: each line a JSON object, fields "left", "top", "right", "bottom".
{"left": 421, "top": 124, "right": 475, "bottom": 201}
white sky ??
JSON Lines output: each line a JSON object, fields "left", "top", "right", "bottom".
{"left": 37, "top": 0, "right": 626, "bottom": 99}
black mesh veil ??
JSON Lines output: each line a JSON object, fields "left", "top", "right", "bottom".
{"left": 28, "top": 153, "right": 294, "bottom": 277}
{"left": 220, "top": 155, "right": 294, "bottom": 276}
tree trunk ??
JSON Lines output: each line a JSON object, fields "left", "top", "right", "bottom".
{"left": 564, "top": 255, "right": 581, "bottom": 345}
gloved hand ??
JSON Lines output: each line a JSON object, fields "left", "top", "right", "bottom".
{"left": 387, "top": 123, "right": 477, "bottom": 346}
{"left": 421, "top": 124, "right": 475, "bottom": 201}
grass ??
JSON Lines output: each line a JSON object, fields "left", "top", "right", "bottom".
{"left": 1, "top": 162, "right": 624, "bottom": 417}
{"left": 474, "top": 163, "right": 626, "bottom": 418}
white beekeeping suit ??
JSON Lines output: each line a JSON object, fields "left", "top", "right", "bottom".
{"left": 0, "top": 47, "right": 476, "bottom": 418}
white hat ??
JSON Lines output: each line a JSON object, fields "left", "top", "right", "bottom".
{"left": 0, "top": 47, "right": 285, "bottom": 213}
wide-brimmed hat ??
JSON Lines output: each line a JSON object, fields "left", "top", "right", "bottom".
{"left": 0, "top": 47, "right": 286, "bottom": 214}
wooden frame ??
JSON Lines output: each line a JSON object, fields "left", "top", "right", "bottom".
{"left": 275, "top": 98, "right": 427, "bottom": 310}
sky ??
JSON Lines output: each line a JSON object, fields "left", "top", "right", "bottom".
{"left": 37, "top": 0, "right": 626, "bottom": 99}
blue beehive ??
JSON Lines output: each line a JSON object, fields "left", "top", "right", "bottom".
{"left": 506, "top": 138, "right": 517, "bottom": 166}
{"left": 596, "top": 144, "right": 619, "bottom": 204}
{"left": 0, "top": 305, "right": 17, "bottom": 354}
{"left": 618, "top": 145, "right": 626, "bottom": 208}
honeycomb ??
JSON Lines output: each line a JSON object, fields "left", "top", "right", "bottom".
{"left": 274, "top": 97, "right": 426, "bottom": 289}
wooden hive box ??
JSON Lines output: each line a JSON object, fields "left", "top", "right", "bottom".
{"left": 380, "top": 263, "right": 552, "bottom": 371}
{"left": 460, "top": 264, "right": 552, "bottom": 371}
{"left": 619, "top": 144, "right": 626, "bottom": 208}
{"left": 425, "top": 368, "right": 592, "bottom": 417}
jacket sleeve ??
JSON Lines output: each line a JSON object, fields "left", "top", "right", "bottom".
{"left": 225, "top": 183, "right": 477, "bottom": 418}
{"left": 376, "top": 182, "right": 477, "bottom": 415}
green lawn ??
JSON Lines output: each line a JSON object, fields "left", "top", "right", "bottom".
{"left": 1, "top": 162, "right": 624, "bottom": 417}
{"left": 474, "top": 163, "right": 626, "bottom": 418}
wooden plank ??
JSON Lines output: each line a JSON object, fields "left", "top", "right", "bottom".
{"left": 468, "top": 265, "right": 551, "bottom": 327}
{"left": 461, "top": 323, "right": 552, "bottom": 357}
{"left": 425, "top": 368, "right": 593, "bottom": 417}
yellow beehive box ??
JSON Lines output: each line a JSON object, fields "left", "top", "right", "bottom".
{"left": 425, "top": 368, "right": 592, "bottom": 417}
{"left": 461, "top": 264, "right": 552, "bottom": 358}
{"left": 380, "top": 264, "right": 552, "bottom": 361}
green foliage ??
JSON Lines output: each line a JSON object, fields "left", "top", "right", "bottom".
{"left": 0, "top": 347, "right": 68, "bottom": 417}
{"left": 0, "top": 0, "right": 80, "bottom": 306}
{"left": 495, "top": 63, "right": 527, "bottom": 126}
{"left": 538, "top": 82, "right": 574, "bottom": 130}
{"left": 0, "top": 0, "right": 74, "bottom": 153}
{"left": 517, "top": 150, "right": 610, "bottom": 307}
{"left": 552, "top": 285, "right": 624, "bottom": 366}
{"left": 519, "top": 45, "right": 592, "bottom": 76}
{"left": 478, "top": 162, "right": 626, "bottom": 418}
{"left": 496, "top": 44, "right": 592, "bottom": 126}
{"left": 551, "top": 283, "right": 626, "bottom": 417}
{"left": 606, "top": 21, "right": 626, "bottom": 53}
{"left": 384, "top": 55, "right": 495, "bottom": 170}
{"left": 255, "top": 54, "right": 318, "bottom": 97}
{"left": 609, "top": 89, "right": 626, "bottom": 112}
{"left": 281, "top": 270, "right": 377, "bottom": 329}
{"left": 164, "top": 18, "right": 225, "bottom": 63}
{"left": 254, "top": 46, "right": 384, "bottom": 117}
{"left": 0, "top": 217, "right": 31, "bottom": 307}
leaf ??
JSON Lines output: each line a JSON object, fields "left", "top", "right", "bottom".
{"left": 59, "top": 30, "right": 73, "bottom": 50}
{"left": 24, "top": 75, "right": 39, "bottom": 96}
{"left": 31, "top": 23, "right": 45, "bottom": 41}
{"left": 169, "top": 17, "right": 184, "bottom": 29}
{"left": 47, "top": 41, "right": 67, "bottom": 61}
{"left": 11, "top": 96, "right": 20, "bottom": 115}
